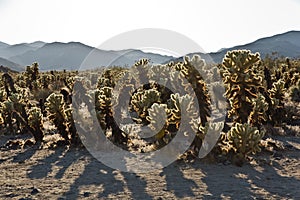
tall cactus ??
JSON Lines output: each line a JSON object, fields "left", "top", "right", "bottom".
{"left": 95, "top": 86, "right": 127, "bottom": 144}
{"left": 45, "top": 93, "right": 69, "bottom": 142}
{"left": 181, "top": 55, "right": 211, "bottom": 126}
{"left": 221, "top": 50, "right": 263, "bottom": 124}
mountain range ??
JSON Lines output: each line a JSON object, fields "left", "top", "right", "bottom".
{"left": 0, "top": 30, "right": 300, "bottom": 72}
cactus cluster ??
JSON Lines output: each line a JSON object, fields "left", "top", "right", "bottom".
{"left": 0, "top": 48, "right": 299, "bottom": 167}
{"left": 216, "top": 50, "right": 300, "bottom": 165}
{"left": 0, "top": 62, "right": 80, "bottom": 145}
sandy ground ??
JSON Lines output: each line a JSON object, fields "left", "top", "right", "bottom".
{"left": 0, "top": 134, "right": 299, "bottom": 200}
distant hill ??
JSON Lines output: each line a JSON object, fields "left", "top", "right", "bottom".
{"left": 8, "top": 42, "right": 174, "bottom": 70}
{"left": 0, "top": 41, "right": 9, "bottom": 49}
{"left": 0, "top": 57, "right": 23, "bottom": 72}
{"left": 206, "top": 30, "right": 300, "bottom": 63}
{"left": 1, "top": 30, "right": 300, "bottom": 71}
{"left": 0, "top": 41, "right": 46, "bottom": 60}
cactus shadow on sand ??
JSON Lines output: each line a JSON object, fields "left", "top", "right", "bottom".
{"left": 62, "top": 156, "right": 152, "bottom": 199}
{"left": 197, "top": 152, "right": 300, "bottom": 199}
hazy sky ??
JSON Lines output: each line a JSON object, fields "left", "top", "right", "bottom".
{"left": 0, "top": 0, "right": 300, "bottom": 53}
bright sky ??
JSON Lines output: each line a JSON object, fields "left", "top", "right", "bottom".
{"left": 0, "top": 0, "right": 300, "bottom": 53}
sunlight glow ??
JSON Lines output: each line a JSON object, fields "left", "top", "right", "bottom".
{"left": 0, "top": 0, "right": 299, "bottom": 52}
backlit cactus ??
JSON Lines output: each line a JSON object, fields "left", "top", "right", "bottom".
{"left": 131, "top": 88, "right": 161, "bottom": 123}
{"left": 221, "top": 50, "right": 263, "bottom": 124}
{"left": 0, "top": 100, "right": 14, "bottom": 133}
{"left": 146, "top": 103, "right": 169, "bottom": 141}
{"left": 24, "top": 62, "right": 40, "bottom": 91}
{"left": 95, "top": 86, "right": 127, "bottom": 144}
{"left": 290, "top": 80, "right": 300, "bottom": 102}
{"left": 1, "top": 48, "right": 299, "bottom": 166}
{"left": 28, "top": 107, "right": 44, "bottom": 142}
{"left": 2, "top": 73, "right": 17, "bottom": 96}
{"left": 249, "top": 93, "right": 269, "bottom": 126}
{"left": 182, "top": 55, "right": 211, "bottom": 126}
{"left": 228, "top": 123, "right": 265, "bottom": 165}
{"left": 268, "top": 79, "right": 286, "bottom": 125}
{"left": 45, "top": 93, "right": 70, "bottom": 142}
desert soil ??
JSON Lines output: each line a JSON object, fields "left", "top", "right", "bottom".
{"left": 0, "top": 134, "right": 299, "bottom": 200}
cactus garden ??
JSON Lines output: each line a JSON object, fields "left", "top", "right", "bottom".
{"left": 0, "top": 50, "right": 299, "bottom": 199}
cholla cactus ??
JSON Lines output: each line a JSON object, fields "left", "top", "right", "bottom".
{"left": 268, "top": 80, "right": 286, "bottom": 125}
{"left": 0, "top": 101, "right": 14, "bottom": 133}
{"left": 146, "top": 103, "right": 169, "bottom": 141}
{"left": 45, "top": 93, "right": 69, "bottom": 142}
{"left": 0, "top": 91, "right": 29, "bottom": 134}
{"left": 0, "top": 89, "right": 7, "bottom": 102}
{"left": 97, "top": 69, "right": 116, "bottom": 88}
{"left": 263, "top": 66, "right": 273, "bottom": 90}
{"left": 95, "top": 86, "right": 127, "bottom": 143}
{"left": 146, "top": 93, "right": 200, "bottom": 149}
{"left": 131, "top": 88, "right": 161, "bottom": 123}
{"left": 174, "top": 93, "right": 204, "bottom": 154}
{"left": 28, "top": 107, "right": 44, "bottom": 142}
{"left": 24, "top": 62, "right": 40, "bottom": 91}
{"left": 2, "top": 73, "right": 17, "bottom": 96}
{"left": 290, "top": 80, "right": 300, "bottom": 102}
{"left": 249, "top": 93, "right": 269, "bottom": 126}
{"left": 221, "top": 50, "right": 263, "bottom": 124}
{"left": 182, "top": 55, "right": 211, "bottom": 126}
{"left": 9, "top": 91, "right": 29, "bottom": 123}
{"left": 95, "top": 87, "right": 113, "bottom": 129}
{"left": 133, "top": 58, "right": 150, "bottom": 86}
{"left": 38, "top": 74, "right": 51, "bottom": 89}
{"left": 228, "top": 123, "right": 265, "bottom": 164}
{"left": 65, "top": 107, "right": 81, "bottom": 144}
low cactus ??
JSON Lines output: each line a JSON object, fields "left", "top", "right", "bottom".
{"left": 228, "top": 123, "right": 265, "bottom": 165}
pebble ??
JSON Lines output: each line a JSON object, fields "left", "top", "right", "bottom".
{"left": 83, "top": 192, "right": 91, "bottom": 197}
{"left": 31, "top": 187, "right": 41, "bottom": 195}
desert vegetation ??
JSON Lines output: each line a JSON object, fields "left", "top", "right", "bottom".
{"left": 0, "top": 50, "right": 299, "bottom": 167}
